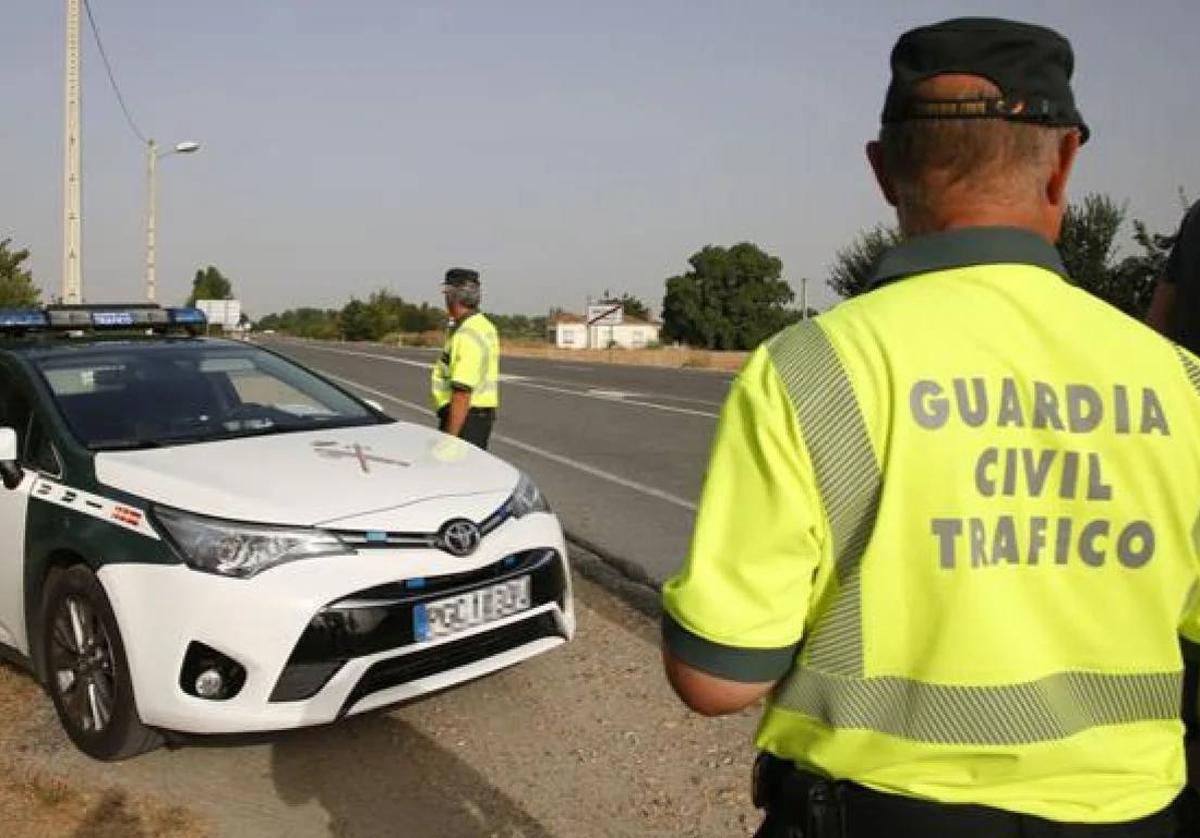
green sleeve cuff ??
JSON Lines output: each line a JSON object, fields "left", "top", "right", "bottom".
{"left": 662, "top": 612, "right": 798, "bottom": 683}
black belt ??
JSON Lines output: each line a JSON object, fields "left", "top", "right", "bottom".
{"left": 436, "top": 406, "right": 495, "bottom": 416}
{"left": 752, "top": 752, "right": 1179, "bottom": 837}
{"left": 753, "top": 753, "right": 845, "bottom": 836}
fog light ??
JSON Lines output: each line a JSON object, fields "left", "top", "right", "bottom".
{"left": 180, "top": 641, "right": 246, "bottom": 701}
{"left": 195, "top": 668, "right": 225, "bottom": 699}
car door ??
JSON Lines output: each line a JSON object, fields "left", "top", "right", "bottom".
{"left": 0, "top": 364, "right": 33, "bottom": 653}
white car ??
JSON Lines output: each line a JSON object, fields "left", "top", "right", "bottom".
{"left": 0, "top": 305, "right": 573, "bottom": 760}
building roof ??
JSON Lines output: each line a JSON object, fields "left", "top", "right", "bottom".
{"left": 550, "top": 312, "right": 659, "bottom": 327}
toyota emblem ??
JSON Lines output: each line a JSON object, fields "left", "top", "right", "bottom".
{"left": 438, "top": 519, "right": 482, "bottom": 557}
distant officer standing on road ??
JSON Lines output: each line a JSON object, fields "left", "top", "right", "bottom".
{"left": 431, "top": 268, "right": 499, "bottom": 449}
{"left": 661, "top": 18, "right": 1200, "bottom": 837}
{"left": 1147, "top": 202, "right": 1200, "bottom": 354}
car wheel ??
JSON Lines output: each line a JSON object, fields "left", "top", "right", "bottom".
{"left": 40, "top": 565, "right": 162, "bottom": 761}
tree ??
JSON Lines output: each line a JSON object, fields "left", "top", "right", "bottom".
{"left": 1057, "top": 193, "right": 1169, "bottom": 317}
{"left": 0, "top": 238, "right": 40, "bottom": 307}
{"left": 256, "top": 307, "right": 340, "bottom": 339}
{"left": 826, "top": 224, "right": 901, "bottom": 299}
{"left": 660, "top": 242, "right": 798, "bottom": 350}
{"left": 338, "top": 298, "right": 378, "bottom": 341}
{"left": 187, "top": 266, "right": 234, "bottom": 305}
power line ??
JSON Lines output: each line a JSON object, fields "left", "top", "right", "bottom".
{"left": 81, "top": 0, "right": 148, "bottom": 144}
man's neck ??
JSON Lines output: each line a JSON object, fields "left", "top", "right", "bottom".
{"left": 901, "top": 206, "right": 1056, "bottom": 243}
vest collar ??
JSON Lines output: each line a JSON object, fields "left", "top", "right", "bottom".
{"left": 869, "top": 226, "right": 1068, "bottom": 290}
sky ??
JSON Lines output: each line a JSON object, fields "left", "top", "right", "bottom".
{"left": 4, "top": 1, "right": 1199, "bottom": 318}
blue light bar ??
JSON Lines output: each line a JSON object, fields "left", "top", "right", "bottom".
{"left": 0, "top": 310, "right": 50, "bottom": 329}
{"left": 168, "top": 307, "right": 207, "bottom": 326}
{"left": 1, "top": 305, "right": 206, "bottom": 337}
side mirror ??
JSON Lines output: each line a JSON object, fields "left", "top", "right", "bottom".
{"left": 0, "top": 428, "right": 22, "bottom": 490}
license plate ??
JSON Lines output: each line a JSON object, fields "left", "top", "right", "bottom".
{"left": 414, "top": 576, "right": 532, "bottom": 642}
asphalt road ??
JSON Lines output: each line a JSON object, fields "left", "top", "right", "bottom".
{"left": 259, "top": 338, "right": 736, "bottom": 586}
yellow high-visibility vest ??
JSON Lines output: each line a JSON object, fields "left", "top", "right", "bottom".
{"left": 431, "top": 312, "right": 500, "bottom": 410}
{"left": 663, "top": 227, "right": 1200, "bottom": 824}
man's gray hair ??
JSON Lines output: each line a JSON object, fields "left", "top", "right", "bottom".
{"left": 879, "top": 77, "right": 1069, "bottom": 225}
{"left": 446, "top": 281, "right": 481, "bottom": 309}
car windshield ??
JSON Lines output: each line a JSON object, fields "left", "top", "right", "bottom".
{"left": 28, "top": 341, "right": 386, "bottom": 450}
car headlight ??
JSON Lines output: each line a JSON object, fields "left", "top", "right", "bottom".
{"left": 153, "top": 507, "right": 353, "bottom": 578}
{"left": 509, "top": 473, "right": 550, "bottom": 518}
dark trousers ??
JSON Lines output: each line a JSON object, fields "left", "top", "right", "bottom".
{"left": 753, "top": 756, "right": 1179, "bottom": 838}
{"left": 437, "top": 406, "right": 495, "bottom": 450}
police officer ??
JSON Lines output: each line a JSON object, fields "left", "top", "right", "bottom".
{"left": 661, "top": 17, "right": 1200, "bottom": 838}
{"left": 1146, "top": 203, "right": 1200, "bottom": 836}
{"left": 431, "top": 268, "right": 499, "bottom": 449}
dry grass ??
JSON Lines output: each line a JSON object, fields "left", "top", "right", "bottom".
{"left": 498, "top": 340, "right": 749, "bottom": 371}
{"left": 0, "top": 664, "right": 212, "bottom": 838}
{"left": 369, "top": 332, "right": 748, "bottom": 372}
{"left": 0, "top": 765, "right": 210, "bottom": 838}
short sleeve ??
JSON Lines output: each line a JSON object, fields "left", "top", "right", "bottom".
{"left": 661, "top": 346, "right": 825, "bottom": 683}
{"left": 449, "top": 329, "right": 485, "bottom": 390}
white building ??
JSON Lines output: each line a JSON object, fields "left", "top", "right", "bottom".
{"left": 549, "top": 313, "right": 661, "bottom": 349}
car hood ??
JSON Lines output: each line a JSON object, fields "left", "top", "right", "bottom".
{"left": 93, "top": 422, "right": 519, "bottom": 527}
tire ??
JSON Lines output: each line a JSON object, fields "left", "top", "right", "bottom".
{"left": 39, "top": 565, "right": 162, "bottom": 761}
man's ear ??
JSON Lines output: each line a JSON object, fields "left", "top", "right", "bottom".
{"left": 867, "top": 140, "right": 898, "bottom": 207}
{"left": 1046, "top": 129, "right": 1081, "bottom": 209}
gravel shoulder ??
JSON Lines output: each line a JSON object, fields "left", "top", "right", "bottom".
{"left": 0, "top": 566, "right": 761, "bottom": 837}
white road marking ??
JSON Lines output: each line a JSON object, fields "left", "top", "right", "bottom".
{"left": 294, "top": 343, "right": 721, "bottom": 419}
{"left": 321, "top": 372, "right": 699, "bottom": 513}
{"left": 587, "top": 389, "right": 637, "bottom": 399}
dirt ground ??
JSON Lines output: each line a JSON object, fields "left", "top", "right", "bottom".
{"left": 0, "top": 571, "right": 762, "bottom": 838}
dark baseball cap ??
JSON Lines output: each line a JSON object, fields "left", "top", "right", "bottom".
{"left": 442, "top": 267, "right": 480, "bottom": 287}
{"left": 881, "top": 17, "right": 1089, "bottom": 144}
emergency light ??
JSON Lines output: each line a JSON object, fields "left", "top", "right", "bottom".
{"left": 0, "top": 304, "right": 207, "bottom": 336}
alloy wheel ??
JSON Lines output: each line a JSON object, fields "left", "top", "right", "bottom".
{"left": 48, "top": 594, "right": 116, "bottom": 735}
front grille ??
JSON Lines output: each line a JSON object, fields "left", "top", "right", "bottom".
{"left": 269, "top": 549, "right": 567, "bottom": 703}
{"left": 338, "top": 612, "right": 563, "bottom": 717}
{"left": 330, "top": 503, "right": 511, "bottom": 550}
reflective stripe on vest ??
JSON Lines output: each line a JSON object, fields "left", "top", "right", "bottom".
{"left": 1177, "top": 347, "right": 1200, "bottom": 397}
{"left": 457, "top": 326, "right": 497, "bottom": 394}
{"left": 765, "top": 321, "right": 1182, "bottom": 746}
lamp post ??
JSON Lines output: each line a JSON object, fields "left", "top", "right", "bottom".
{"left": 145, "top": 139, "right": 200, "bottom": 303}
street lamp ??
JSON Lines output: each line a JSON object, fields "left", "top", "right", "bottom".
{"left": 145, "top": 138, "right": 200, "bottom": 303}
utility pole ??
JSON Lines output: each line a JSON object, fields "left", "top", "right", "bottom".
{"left": 145, "top": 139, "right": 158, "bottom": 301}
{"left": 62, "top": 0, "right": 83, "bottom": 304}
{"left": 800, "top": 276, "right": 809, "bottom": 321}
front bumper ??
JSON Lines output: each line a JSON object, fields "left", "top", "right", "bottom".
{"left": 98, "top": 513, "right": 574, "bottom": 734}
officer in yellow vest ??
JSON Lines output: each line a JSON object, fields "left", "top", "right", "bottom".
{"left": 661, "top": 18, "right": 1199, "bottom": 837}
{"left": 431, "top": 268, "right": 499, "bottom": 449}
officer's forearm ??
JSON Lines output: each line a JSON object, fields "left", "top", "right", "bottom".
{"left": 444, "top": 389, "right": 472, "bottom": 437}
{"left": 663, "top": 651, "right": 775, "bottom": 716}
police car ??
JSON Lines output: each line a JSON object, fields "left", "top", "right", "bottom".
{"left": 0, "top": 305, "right": 573, "bottom": 760}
